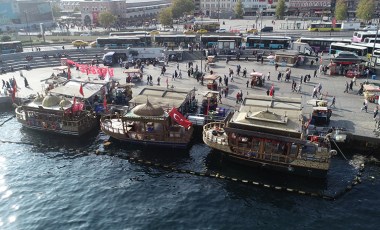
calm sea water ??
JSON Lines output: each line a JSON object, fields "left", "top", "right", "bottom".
{"left": 1, "top": 111, "right": 380, "bottom": 230}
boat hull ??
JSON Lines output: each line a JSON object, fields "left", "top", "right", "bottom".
{"left": 102, "top": 126, "right": 191, "bottom": 149}
{"left": 203, "top": 136, "right": 328, "bottom": 179}
{"left": 19, "top": 120, "right": 98, "bottom": 136}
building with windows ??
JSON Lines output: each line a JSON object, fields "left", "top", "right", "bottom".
{"left": 59, "top": 0, "right": 171, "bottom": 26}
{"left": 200, "top": 0, "right": 276, "bottom": 18}
{"left": 0, "top": 0, "right": 54, "bottom": 31}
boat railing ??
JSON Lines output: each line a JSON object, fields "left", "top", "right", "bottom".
{"left": 203, "top": 121, "right": 225, "bottom": 132}
{"left": 15, "top": 107, "right": 26, "bottom": 121}
{"left": 232, "top": 146, "right": 294, "bottom": 164}
{"left": 101, "top": 120, "right": 124, "bottom": 135}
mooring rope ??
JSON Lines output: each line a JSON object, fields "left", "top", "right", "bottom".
{"left": 0, "top": 139, "right": 364, "bottom": 200}
{"left": 0, "top": 115, "right": 15, "bottom": 127}
{"left": 332, "top": 139, "right": 348, "bottom": 161}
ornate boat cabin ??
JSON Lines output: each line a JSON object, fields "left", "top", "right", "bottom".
{"left": 15, "top": 94, "right": 97, "bottom": 136}
{"left": 203, "top": 95, "right": 334, "bottom": 178}
{"left": 101, "top": 100, "right": 193, "bottom": 148}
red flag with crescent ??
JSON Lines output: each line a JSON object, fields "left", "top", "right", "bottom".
{"left": 168, "top": 107, "right": 192, "bottom": 129}
{"left": 79, "top": 83, "right": 84, "bottom": 97}
{"left": 269, "top": 84, "right": 274, "bottom": 96}
{"left": 103, "top": 97, "right": 108, "bottom": 112}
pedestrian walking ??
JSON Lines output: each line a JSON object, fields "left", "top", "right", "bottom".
{"left": 246, "top": 80, "right": 249, "bottom": 88}
{"left": 331, "top": 96, "right": 336, "bottom": 108}
{"left": 361, "top": 99, "right": 368, "bottom": 112}
{"left": 313, "top": 69, "right": 317, "bottom": 78}
{"left": 349, "top": 80, "right": 354, "bottom": 91}
{"left": 353, "top": 76, "right": 357, "bottom": 86}
{"left": 267, "top": 72, "right": 271, "bottom": 81}
{"left": 374, "top": 106, "right": 379, "bottom": 119}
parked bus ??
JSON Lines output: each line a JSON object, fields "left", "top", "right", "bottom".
{"left": 298, "top": 37, "right": 351, "bottom": 53}
{"left": 193, "top": 21, "right": 220, "bottom": 32}
{"left": 329, "top": 42, "right": 368, "bottom": 57}
{"left": 0, "top": 41, "right": 23, "bottom": 54}
{"left": 352, "top": 31, "right": 379, "bottom": 43}
{"left": 307, "top": 22, "right": 342, "bottom": 32}
{"left": 109, "top": 31, "right": 150, "bottom": 36}
{"left": 154, "top": 35, "right": 197, "bottom": 48}
{"left": 246, "top": 36, "right": 291, "bottom": 49}
{"left": 353, "top": 42, "right": 380, "bottom": 55}
{"left": 96, "top": 35, "right": 151, "bottom": 48}
{"left": 363, "top": 37, "right": 380, "bottom": 44}
{"left": 201, "top": 35, "right": 242, "bottom": 48}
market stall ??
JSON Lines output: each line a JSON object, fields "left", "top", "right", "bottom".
{"left": 204, "top": 74, "right": 220, "bottom": 91}
{"left": 250, "top": 72, "right": 264, "bottom": 87}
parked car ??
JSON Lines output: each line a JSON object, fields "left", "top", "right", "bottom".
{"left": 196, "top": 29, "right": 208, "bottom": 34}
{"left": 247, "top": 29, "right": 258, "bottom": 34}
{"left": 215, "top": 29, "right": 227, "bottom": 33}
{"left": 72, "top": 40, "right": 88, "bottom": 47}
{"left": 89, "top": 41, "right": 97, "bottom": 48}
{"left": 363, "top": 25, "right": 378, "bottom": 31}
{"left": 261, "top": 26, "right": 273, "bottom": 32}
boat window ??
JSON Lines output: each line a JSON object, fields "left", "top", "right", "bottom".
{"left": 290, "top": 143, "right": 298, "bottom": 156}
{"left": 251, "top": 138, "right": 260, "bottom": 152}
{"left": 264, "top": 140, "right": 275, "bottom": 153}
{"left": 301, "top": 145, "right": 317, "bottom": 155}
{"left": 274, "top": 142, "right": 288, "bottom": 155}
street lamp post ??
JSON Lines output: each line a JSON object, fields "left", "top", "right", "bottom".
{"left": 369, "top": 24, "right": 380, "bottom": 80}
{"left": 24, "top": 11, "right": 33, "bottom": 51}
{"left": 258, "top": 8, "right": 263, "bottom": 50}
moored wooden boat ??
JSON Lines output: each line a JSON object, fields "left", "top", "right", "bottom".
{"left": 203, "top": 95, "right": 335, "bottom": 178}
{"left": 101, "top": 100, "right": 194, "bottom": 148}
{"left": 15, "top": 94, "right": 97, "bottom": 136}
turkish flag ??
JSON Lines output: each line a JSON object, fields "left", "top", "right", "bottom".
{"left": 79, "top": 83, "right": 84, "bottom": 97}
{"left": 109, "top": 68, "right": 114, "bottom": 77}
{"left": 169, "top": 107, "right": 192, "bottom": 129}
{"left": 103, "top": 97, "right": 108, "bottom": 112}
{"left": 269, "top": 84, "right": 274, "bottom": 96}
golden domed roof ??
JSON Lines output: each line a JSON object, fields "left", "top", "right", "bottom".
{"left": 132, "top": 100, "right": 165, "bottom": 117}
{"left": 42, "top": 95, "right": 61, "bottom": 107}
{"left": 59, "top": 99, "right": 72, "bottom": 107}
{"left": 33, "top": 95, "right": 44, "bottom": 104}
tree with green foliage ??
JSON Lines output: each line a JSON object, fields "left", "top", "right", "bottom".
{"left": 334, "top": 0, "right": 347, "bottom": 21}
{"left": 356, "top": 0, "right": 375, "bottom": 21}
{"left": 171, "top": 0, "right": 194, "bottom": 19}
{"left": 51, "top": 4, "right": 62, "bottom": 18}
{"left": 159, "top": 8, "right": 173, "bottom": 27}
{"left": 275, "top": 0, "right": 285, "bottom": 20}
{"left": 99, "top": 12, "right": 117, "bottom": 29}
{"left": 1, "top": 35, "right": 11, "bottom": 42}
{"left": 234, "top": 0, "right": 244, "bottom": 19}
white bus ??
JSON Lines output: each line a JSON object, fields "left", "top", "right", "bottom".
{"left": 329, "top": 42, "right": 368, "bottom": 57}
{"left": 298, "top": 37, "right": 351, "bottom": 53}
{"left": 353, "top": 42, "right": 380, "bottom": 54}
{"left": 352, "top": 31, "right": 379, "bottom": 43}
{"left": 363, "top": 37, "right": 380, "bottom": 44}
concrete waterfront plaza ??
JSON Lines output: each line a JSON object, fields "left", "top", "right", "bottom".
{"left": 1, "top": 51, "right": 379, "bottom": 139}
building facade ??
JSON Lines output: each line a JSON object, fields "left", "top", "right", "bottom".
{"left": 0, "top": 0, "right": 54, "bottom": 30}
{"left": 59, "top": 0, "right": 171, "bottom": 26}
{"left": 200, "top": 0, "right": 277, "bottom": 18}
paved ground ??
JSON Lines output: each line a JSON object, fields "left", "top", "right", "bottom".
{"left": 1, "top": 53, "right": 379, "bottom": 139}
